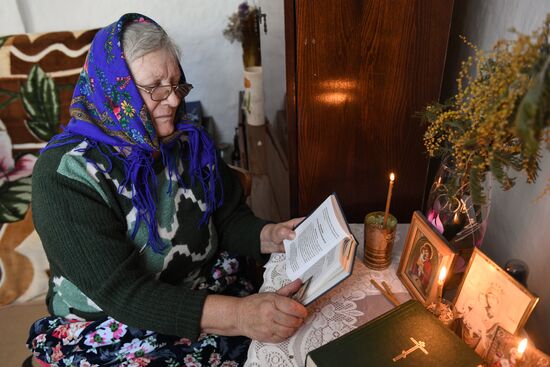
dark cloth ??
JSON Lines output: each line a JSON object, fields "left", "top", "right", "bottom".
{"left": 28, "top": 252, "right": 255, "bottom": 367}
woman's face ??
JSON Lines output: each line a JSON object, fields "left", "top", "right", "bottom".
{"left": 129, "top": 48, "right": 181, "bottom": 137}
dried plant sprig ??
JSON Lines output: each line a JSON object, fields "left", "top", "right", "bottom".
{"left": 223, "top": 2, "right": 259, "bottom": 44}
{"left": 423, "top": 14, "right": 550, "bottom": 206}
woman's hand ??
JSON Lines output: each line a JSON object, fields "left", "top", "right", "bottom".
{"left": 260, "top": 217, "right": 304, "bottom": 254}
{"left": 235, "top": 279, "right": 308, "bottom": 342}
{"left": 201, "top": 281, "right": 307, "bottom": 342}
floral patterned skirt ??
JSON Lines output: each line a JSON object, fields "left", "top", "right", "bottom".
{"left": 27, "top": 252, "right": 257, "bottom": 367}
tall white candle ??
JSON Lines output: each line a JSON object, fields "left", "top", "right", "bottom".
{"left": 383, "top": 173, "right": 395, "bottom": 228}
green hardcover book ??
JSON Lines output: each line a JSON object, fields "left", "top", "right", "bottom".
{"left": 305, "top": 300, "right": 483, "bottom": 367}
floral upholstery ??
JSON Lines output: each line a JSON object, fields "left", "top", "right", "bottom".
{"left": 0, "top": 29, "right": 97, "bottom": 306}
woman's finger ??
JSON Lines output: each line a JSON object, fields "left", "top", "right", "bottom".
{"left": 272, "top": 310, "right": 304, "bottom": 328}
{"left": 287, "top": 217, "right": 305, "bottom": 229}
{"left": 277, "top": 279, "right": 303, "bottom": 296}
{"left": 273, "top": 292, "right": 308, "bottom": 318}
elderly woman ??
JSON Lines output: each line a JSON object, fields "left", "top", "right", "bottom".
{"left": 27, "top": 13, "right": 307, "bottom": 367}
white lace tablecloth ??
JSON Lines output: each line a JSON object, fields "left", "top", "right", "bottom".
{"left": 245, "top": 223, "right": 411, "bottom": 367}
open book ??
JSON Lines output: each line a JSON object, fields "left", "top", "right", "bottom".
{"left": 283, "top": 193, "right": 357, "bottom": 305}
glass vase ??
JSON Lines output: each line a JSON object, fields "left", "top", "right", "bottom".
{"left": 424, "top": 160, "right": 491, "bottom": 287}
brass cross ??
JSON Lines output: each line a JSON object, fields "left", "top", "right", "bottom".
{"left": 392, "top": 337, "right": 429, "bottom": 362}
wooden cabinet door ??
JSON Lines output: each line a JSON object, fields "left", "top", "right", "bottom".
{"left": 285, "top": 0, "right": 453, "bottom": 222}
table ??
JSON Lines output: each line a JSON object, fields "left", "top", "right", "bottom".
{"left": 245, "top": 224, "right": 412, "bottom": 367}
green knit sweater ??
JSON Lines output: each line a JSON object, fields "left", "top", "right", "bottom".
{"left": 32, "top": 139, "right": 267, "bottom": 340}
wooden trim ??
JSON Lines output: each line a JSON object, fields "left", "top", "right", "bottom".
{"left": 422, "top": 0, "right": 455, "bottom": 211}
{"left": 237, "top": 91, "right": 248, "bottom": 170}
{"left": 284, "top": 0, "right": 298, "bottom": 217}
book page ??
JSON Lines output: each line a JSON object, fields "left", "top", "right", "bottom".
{"left": 299, "top": 240, "right": 357, "bottom": 305}
{"left": 300, "top": 244, "right": 341, "bottom": 286}
{"left": 284, "top": 194, "right": 349, "bottom": 280}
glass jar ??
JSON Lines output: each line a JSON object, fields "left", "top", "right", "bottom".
{"left": 424, "top": 160, "right": 491, "bottom": 286}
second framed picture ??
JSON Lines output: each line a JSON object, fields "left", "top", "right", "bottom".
{"left": 453, "top": 248, "right": 539, "bottom": 357}
{"left": 397, "top": 211, "right": 456, "bottom": 305}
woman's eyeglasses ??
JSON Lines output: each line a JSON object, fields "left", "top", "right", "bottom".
{"left": 136, "top": 83, "right": 193, "bottom": 101}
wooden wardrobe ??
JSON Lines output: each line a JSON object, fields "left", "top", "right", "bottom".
{"left": 284, "top": 0, "right": 454, "bottom": 222}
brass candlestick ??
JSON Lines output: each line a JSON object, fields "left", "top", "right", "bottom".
{"left": 364, "top": 211, "right": 397, "bottom": 270}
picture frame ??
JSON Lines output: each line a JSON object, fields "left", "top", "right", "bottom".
{"left": 454, "top": 248, "right": 539, "bottom": 357}
{"left": 397, "top": 211, "right": 456, "bottom": 305}
{"left": 485, "top": 326, "right": 549, "bottom": 366}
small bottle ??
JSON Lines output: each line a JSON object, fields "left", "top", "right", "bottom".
{"left": 231, "top": 128, "right": 241, "bottom": 167}
{"left": 504, "top": 259, "right": 529, "bottom": 287}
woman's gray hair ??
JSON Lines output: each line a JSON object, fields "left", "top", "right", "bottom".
{"left": 122, "top": 21, "right": 180, "bottom": 65}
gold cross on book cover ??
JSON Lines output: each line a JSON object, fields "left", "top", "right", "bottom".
{"left": 305, "top": 300, "right": 483, "bottom": 367}
{"left": 392, "top": 337, "right": 428, "bottom": 362}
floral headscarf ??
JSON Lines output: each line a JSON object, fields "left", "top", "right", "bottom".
{"left": 45, "top": 13, "right": 222, "bottom": 253}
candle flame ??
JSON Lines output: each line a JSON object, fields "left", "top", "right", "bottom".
{"left": 453, "top": 212, "right": 460, "bottom": 224}
{"left": 518, "top": 338, "right": 528, "bottom": 354}
{"left": 438, "top": 266, "right": 448, "bottom": 284}
{"left": 390, "top": 173, "right": 395, "bottom": 182}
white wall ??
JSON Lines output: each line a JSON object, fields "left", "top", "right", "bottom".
{"left": 0, "top": 0, "right": 285, "bottom": 145}
{"left": 445, "top": 0, "right": 550, "bottom": 353}
{"left": 259, "top": 0, "right": 286, "bottom": 126}
{"left": 0, "top": 0, "right": 25, "bottom": 35}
